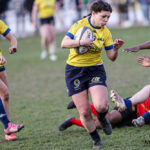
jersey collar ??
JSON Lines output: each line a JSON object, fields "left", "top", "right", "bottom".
{"left": 88, "top": 17, "right": 101, "bottom": 29}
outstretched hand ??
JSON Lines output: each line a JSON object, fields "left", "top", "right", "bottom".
{"left": 137, "top": 56, "right": 150, "bottom": 67}
{"left": 114, "top": 39, "right": 124, "bottom": 50}
{"left": 123, "top": 46, "right": 140, "bottom": 53}
{"left": 80, "top": 33, "right": 94, "bottom": 47}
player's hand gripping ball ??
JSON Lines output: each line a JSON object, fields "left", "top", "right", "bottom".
{"left": 74, "top": 26, "right": 93, "bottom": 54}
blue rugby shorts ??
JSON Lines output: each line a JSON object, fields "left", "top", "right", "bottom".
{"left": 65, "top": 64, "right": 107, "bottom": 96}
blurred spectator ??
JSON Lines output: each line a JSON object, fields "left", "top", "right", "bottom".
{"left": 24, "top": 0, "right": 34, "bottom": 22}
{"left": 55, "top": 0, "right": 66, "bottom": 31}
{"left": 138, "top": 0, "right": 150, "bottom": 23}
{"left": 112, "top": 0, "right": 129, "bottom": 27}
{"left": 0, "top": 0, "right": 10, "bottom": 23}
{"left": 83, "top": 0, "right": 90, "bottom": 14}
{"left": 127, "top": 0, "right": 137, "bottom": 24}
{"left": 75, "top": 0, "right": 84, "bottom": 20}
{"left": 12, "top": 0, "right": 26, "bottom": 37}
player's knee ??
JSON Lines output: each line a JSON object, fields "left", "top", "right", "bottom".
{"left": 80, "top": 109, "right": 91, "bottom": 120}
{"left": 3, "top": 91, "right": 9, "bottom": 102}
{"left": 95, "top": 104, "right": 108, "bottom": 113}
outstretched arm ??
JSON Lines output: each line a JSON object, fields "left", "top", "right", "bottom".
{"left": 5, "top": 32, "right": 17, "bottom": 54}
{"left": 123, "top": 41, "right": 150, "bottom": 52}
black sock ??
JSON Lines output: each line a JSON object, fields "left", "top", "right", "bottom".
{"left": 90, "top": 129, "right": 100, "bottom": 142}
{"left": 97, "top": 111, "right": 107, "bottom": 122}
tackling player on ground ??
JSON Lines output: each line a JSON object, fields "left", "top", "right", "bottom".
{"left": 111, "top": 40, "right": 150, "bottom": 127}
{"left": 58, "top": 97, "right": 150, "bottom": 130}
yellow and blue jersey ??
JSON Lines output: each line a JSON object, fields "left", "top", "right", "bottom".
{"left": 34, "top": 0, "right": 56, "bottom": 18}
{"left": 0, "top": 20, "right": 11, "bottom": 55}
{"left": 0, "top": 20, "right": 11, "bottom": 38}
{"left": 0, "top": 20, "right": 11, "bottom": 67}
{"left": 66, "top": 17, "right": 114, "bottom": 67}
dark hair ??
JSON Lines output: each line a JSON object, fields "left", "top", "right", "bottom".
{"left": 84, "top": 0, "right": 112, "bottom": 18}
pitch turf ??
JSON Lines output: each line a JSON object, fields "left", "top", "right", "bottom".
{"left": 0, "top": 26, "right": 150, "bottom": 150}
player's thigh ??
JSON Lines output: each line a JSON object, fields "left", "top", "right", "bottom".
{"left": 0, "top": 70, "right": 8, "bottom": 87}
{"left": 49, "top": 24, "right": 55, "bottom": 40}
{"left": 72, "top": 90, "right": 91, "bottom": 114}
{"left": 40, "top": 24, "right": 49, "bottom": 39}
{"left": 0, "top": 79, "right": 9, "bottom": 97}
{"left": 89, "top": 85, "right": 108, "bottom": 110}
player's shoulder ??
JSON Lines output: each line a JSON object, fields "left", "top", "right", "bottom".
{"left": 100, "top": 26, "right": 112, "bottom": 37}
{"left": 34, "top": 0, "right": 41, "bottom": 4}
{"left": 103, "top": 26, "right": 111, "bottom": 33}
{"left": 0, "top": 20, "right": 6, "bottom": 27}
{"left": 78, "top": 17, "right": 88, "bottom": 24}
{"left": 75, "top": 17, "right": 88, "bottom": 26}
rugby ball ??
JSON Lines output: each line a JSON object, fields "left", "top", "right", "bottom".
{"left": 74, "top": 26, "right": 93, "bottom": 54}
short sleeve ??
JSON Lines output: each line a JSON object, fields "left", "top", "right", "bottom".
{"left": 66, "top": 22, "right": 80, "bottom": 39}
{"left": 104, "top": 28, "right": 114, "bottom": 50}
{"left": 0, "top": 20, "right": 11, "bottom": 36}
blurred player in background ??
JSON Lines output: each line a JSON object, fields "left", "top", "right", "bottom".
{"left": 32, "top": 0, "right": 57, "bottom": 61}
{"left": 61, "top": 0, "right": 124, "bottom": 149}
{"left": 0, "top": 19, "right": 24, "bottom": 141}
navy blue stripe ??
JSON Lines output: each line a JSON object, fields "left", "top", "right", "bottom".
{"left": 88, "top": 17, "right": 101, "bottom": 29}
{"left": 66, "top": 32, "right": 74, "bottom": 39}
{"left": 105, "top": 45, "right": 114, "bottom": 50}
{"left": 3, "top": 28, "right": 11, "bottom": 36}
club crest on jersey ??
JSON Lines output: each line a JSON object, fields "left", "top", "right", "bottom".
{"left": 74, "top": 79, "right": 80, "bottom": 90}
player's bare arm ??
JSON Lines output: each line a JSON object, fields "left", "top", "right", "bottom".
{"left": 106, "top": 39, "right": 124, "bottom": 61}
{"left": 5, "top": 33, "right": 17, "bottom": 54}
{"left": 61, "top": 35, "right": 94, "bottom": 48}
{"left": 123, "top": 41, "right": 150, "bottom": 52}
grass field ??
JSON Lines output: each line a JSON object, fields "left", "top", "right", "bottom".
{"left": 0, "top": 26, "right": 150, "bottom": 150}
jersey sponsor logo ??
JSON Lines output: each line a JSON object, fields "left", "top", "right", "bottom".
{"left": 98, "top": 38, "right": 104, "bottom": 41}
{"left": 89, "top": 45, "right": 102, "bottom": 53}
{"left": 90, "top": 77, "right": 101, "bottom": 84}
{"left": 74, "top": 79, "right": 81, "bottom": 90}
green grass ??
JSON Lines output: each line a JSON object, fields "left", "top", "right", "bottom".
{"left": 0, "top": 26, "right": 150, "bottom": 150}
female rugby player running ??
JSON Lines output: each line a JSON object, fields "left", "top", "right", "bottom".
{"left": 61, "top": 0, "right": 124, "bottom": 149}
